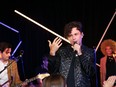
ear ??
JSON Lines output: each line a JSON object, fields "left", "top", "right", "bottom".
{"left": 81, "top": 32, "right": 84, "bottom": 38}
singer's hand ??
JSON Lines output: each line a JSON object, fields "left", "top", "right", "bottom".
{"left": 48, "top": 37, "right": 62, "bottom": 56}
{"left": 72, "top": 43, "right": 82, "bottom": 55}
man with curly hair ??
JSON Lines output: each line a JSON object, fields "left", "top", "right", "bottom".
{"left": 47, "top": 21, "right": 98, "bottom": 87}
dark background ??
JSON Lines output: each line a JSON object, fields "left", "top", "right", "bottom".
{"left": 0, "top": 0, "right": 116, "bottom": 86}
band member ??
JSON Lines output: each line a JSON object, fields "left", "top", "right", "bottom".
{"left": 47, "top": 21, "right": 98, "bottom": 87}
{"left": 100, "top": 39, "right": 116, "bottom": 87}
{"left": 0, "top": 42, "right": 27, "bottom": 87}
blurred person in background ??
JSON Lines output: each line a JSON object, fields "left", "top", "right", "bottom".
{"left": 100, "top": 39, "right": 116, "bottom": 87}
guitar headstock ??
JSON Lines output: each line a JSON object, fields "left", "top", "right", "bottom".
{"left": 37, "top": 73, "right": 50, "bottom": 79}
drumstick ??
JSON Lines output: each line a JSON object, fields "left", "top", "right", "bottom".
{"left": 95, "top": 10, "right": 116, "bottom": 67}
{"left": 95, "top": 10, "right": 116, "bottom": 52}
{"left": 14, "top": 10, "right": 70, "bottom": 44}
{"left": 14, "top": 10, "right": 102, "bottom": 67}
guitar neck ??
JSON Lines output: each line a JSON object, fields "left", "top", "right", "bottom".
{"left": 16, "top": 73, "right": 50, "bottom": 87}
{"left": 16, "top": 76, "right": 38, "bottom": 87}
{"left": 25, "top": 76, "right": 37, "bottom": 83}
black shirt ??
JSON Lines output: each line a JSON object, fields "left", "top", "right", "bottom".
{"left": 106, "top": 56, "right": 116, "bottom": 80}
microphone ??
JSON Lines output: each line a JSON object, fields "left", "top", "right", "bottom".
{"left": 73, "top": 41, "right": 77, "bottom": 45}
{"left": 74, "top": 41, "right": 80, "bottom": 45}
{"left": 19, "top": 50, "right": 24, "bottom": 57}
{"left": 73, "top": 42, "right": 78, "bottom": 56}
{"left": 74, "top": 50, "right": 78, "bottom": 57}
{"left": 73, "top": 42, "right": 82, "bottom": 56}
{"left": 10, "top": 50, "right": 24, "bottom": 60}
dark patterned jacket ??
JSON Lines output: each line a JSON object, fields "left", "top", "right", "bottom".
{"left": 48, "top": 45, "right": 98, "bottom": 87}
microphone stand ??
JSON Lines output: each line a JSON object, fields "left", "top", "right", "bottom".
{"left": 19, "top": 56, "right": 26, "bottom": 80}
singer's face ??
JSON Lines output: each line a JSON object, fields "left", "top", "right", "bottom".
{"left": 1, "top": 48, "right": 11, "bottom": 61}
{"left": 67, "top": 27, "right": 83, "bottom": 45}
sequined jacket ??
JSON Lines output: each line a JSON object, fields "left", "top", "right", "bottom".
{"left": 48, "top": 45, "right": 98, "bottom": 87}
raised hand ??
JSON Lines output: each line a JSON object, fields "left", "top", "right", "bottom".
{"left": 48, "top": 37, "right": 62, "bottom": 56}
{"left": 103, "top": 76, "right": 116, "bottom": 87}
